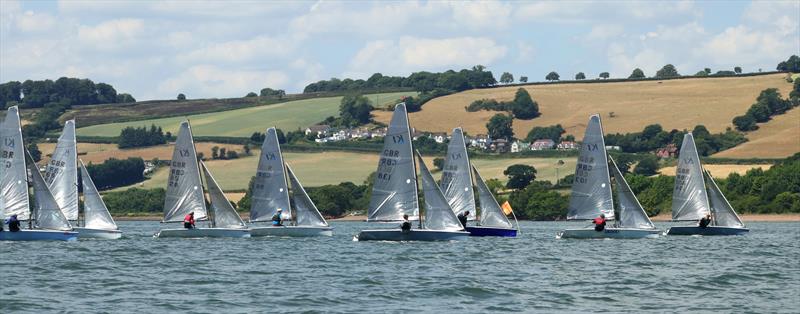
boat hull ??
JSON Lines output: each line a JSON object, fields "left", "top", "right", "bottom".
{"left": 355, "top": 229, "right": 469, "bottom": 241}
{"left": 465, "top": 226, "right": 517, "bottom": 237}
{"left": 557, "top": 228, "right": 661, "bottom": 239}
{"left": 250, "top": 226, "right": 333, "bottom": 237}
{"left": 0, "top": 230, "right": 78, "bottom": 241}
{"left": 666, "top": 226, "right": 749, "bottom": 236}
{"left": 155, "top": 228, "right": 250, "bottom": 238}
{"left": 74, "top": 227, "right": 123, "bottom": 239}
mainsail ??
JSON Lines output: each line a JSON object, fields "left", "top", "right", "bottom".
{"left": 472, "top": 165, "right": 513, "bottom": 228}
{"left": 250, "top": 127, "right": 291, "bottom": 222}
{"left": 367, "top": 103, "right": 419, "bottom": 221}
{"left": 79, "top": 160, "right": 118, "bottom": 230}
{"left": 200, "top": 161, "right": 246, "bottom": 229}
{"left": 1, "top": 106, "right": 30, "bottom": 220}
{"left": 609, "top": 157, "right": 655, "bottom": 229}
{"left": 705, "top": 171, "right": 745, "bottom": 228}
{"left": 163, "top": 121, "right": 207, "bottom": 222}
{"left": 45, "top": 120, "right": 79, "bottom": 220}
{"left": 440, "top": 127, "right": 476, "bottom": 220}
{"left": 567, "top": 114, "right": 614, "bottom": 220}
{"left": 416, "top": 152, "right": 463, "bottom": 231}
{"left": 672, "top": 133, "right": 710, "bottom": 221}
{"left": 27, "top": 152, "right": 72, "bottom": 230}
{"left": 286, "top": 164, "right": 328, "bottom": 227}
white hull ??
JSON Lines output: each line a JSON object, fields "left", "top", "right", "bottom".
{"left": 250, "top": 226, "right": 333, "bottom": 237}
{"left": 155, "top": 228, "right": 250, "bottom": 238}
{"left": 557, "top": 228, "right": 661, "bottom": 239}
{"left": 74, "top": 227, "right": 123, "bottom": 239}
{"left": 0, "top": 229, "right": 78, "bottom": 241}
{"left": 355, "top": 229, "right": 470, "bottom": 241}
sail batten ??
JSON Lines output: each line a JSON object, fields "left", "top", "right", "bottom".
{"left": 163, "top": 121, "right": 207, "bottom": 222}
{"left": 201, "top": 161, "right": 246, "bottom": 229}
{"left": 287, "top": 164, "right": 328, "bottom": 227}
{"left": 250, "top": 127, "right": 291, "bottom": 222}
{"left": 79, "top": 160, "right": 117, "bottom": 230}
{"left": 417, "top": 152, "right": 463, "bottom": 231}
{"left": 609, "top": 157, "right": 655, "bottom": 229}
{"left": 1, "top": 106, "right": 30, "bottom": 220}
{"left": 472, "top": 165, "right": 513, "bottom": 228}
{"left": 46, "top": 120, "right": 79, "bottom": 220}
{"left": 440, "top": 127, "right": 476, "bottom": 220}
{"left": 672, "top": 133, "right": 711, "bottom": 221}
{"left": 567, "top": 114, "right": 614, "bottom": 220}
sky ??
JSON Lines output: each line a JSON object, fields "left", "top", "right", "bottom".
{"left": 1, "top": 0, "right": 798, "bottom": 101}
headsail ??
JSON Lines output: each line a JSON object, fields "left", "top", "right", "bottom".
{"left": 163, "top": 121, "right": 207, "bottom": 222}
{"left": 472, "top": 165, "right": 513, "bottom": 228}
{"left": 567, "top": 114, "right": 614, "bottom": 220}
{"left": 45, "top": 120, "right": 79, "bottom": 220}
{"left": 440, "top": 127, "right": 476, "bottom": 220}
{"left": 416, "top": 151, "right": 463, "bottom": 231}
{"left": 286, "top": 164, "right": 328, "bottom": 227}
{"left": 671, "top": 133, "right": 710, "bottom": 221}
{"left": 609, "top": 157, "right": 655, "bottom": 229}
{"left": 79, "top": 160, "right": 117, "bottom": 230}
{"left": 200, "top": 161, "right": 246, "bottom": 229}
{"left": 705, "top": 171, "right": 745, "bottom": 228}
{"left": 27, "top": 151, "right": 72, "bottom": 230}
{"left": 367, "top": 103, "right": 419, "bottom": 221}
{"left": 250, "top": 127, "right": 291, "bottom": 222}
{"left": 1, "top": 106, "right": 30, "bottom": 219}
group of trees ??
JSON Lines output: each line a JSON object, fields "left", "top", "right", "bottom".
{"left": 102, "top": 188, "right": 166, "bottom": 214}
{"left": 260, "top": 87, "right": 287, "bottom": 99}
{"left": 117, "top": 125, "right": 169, "bottom": 149}
{"left": 604, "top": 124, "right": 746, "bottom": 156}
{"left": 466, "top": 88, "right": 540, "bottom": 119}
{"left": 776, "top": 55, "right": 800, "bottom": 72}
{"left": 525, "top": 124, "right": 569, "bottom": 143}
{"left": 507, "top": 181, "right": 569, "bottom": 220}
{"left": 337, "top": 95, "right": 374, "bottom": 127}
{"left": 210, "top": 146, "right": 243, "bottom": 160}
{"left": 733, "top": 87, "right": 798, "bottom": 131}
{"left": 0, "top": 77, "right": 134, "bottom": 109}
{"left": 486, "top": 114, "right": 514, "bottom": 140}
{"left": 303, "top": 65, "right": 497, "bottom": 94}
{"left": 85, "top": 158, "right": 146, "bottom": 190}
{"left": 720, "top": 153, "right": 800, "bottom": 214}
{"left": 399, "top": 89, "right": 452, "bottom": 112}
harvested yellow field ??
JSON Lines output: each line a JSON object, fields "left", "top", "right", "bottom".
{"left": 38, "top": 142, "right": 245, "bottom": 164}
{"left": 713, "top": 107, "right": 800, "bottom": 158}
{"left": 659, "top": 164, "right": 772, "bottom": 177}
{"left": 374, "top": 74, "right": 794, "bottom": 139}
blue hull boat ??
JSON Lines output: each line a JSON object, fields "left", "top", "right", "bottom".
{"left": 465, "top": 226, "right": 517, "bottom": 237}
{"left": 0, "top": 230, "right": 78, "bottom": 241}
{"left": 355, "top": 229, "right": 469, "bottom": 241}
{"left": 666, "top": 226, "right": 749, "bottom": 236}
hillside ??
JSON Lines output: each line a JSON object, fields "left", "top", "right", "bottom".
{"left": 374, "top": 73, "right": 796, "bottom": 157}
{"left": 713, "top": 106, "right": 800, "bottom": 158}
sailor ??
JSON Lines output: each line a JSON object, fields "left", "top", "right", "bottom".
{"left": 457, "top": 211, "right": 470, "bottom": 229}
{"left": 593, "top": 214, "right": 607, "bottom": 232}
{"left": 698, "top": 214, "right": 712, "bottom": 228}
{"left": 5, "top": 214, "right": 21, "bottom": 232}
{"left": 183, "top": 212, "right": 195, "bottom": 229}
{"left": 400, "top": 214, "right": 411, "bottom": 232}
{"left": 272, "top": 208, "right": 284, "bottom": 226}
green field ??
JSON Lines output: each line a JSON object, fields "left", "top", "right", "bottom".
{"left": 78, "top": 92, "right": 416, "bottom": 137}
{"left": 120, "top": 151, "right": 577, "bottom": 191}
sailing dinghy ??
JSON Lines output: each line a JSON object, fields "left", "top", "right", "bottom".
{"left": 441, "top": 127, "right": 518, "bottom": 237}
{"left": 355, "top": 104, "right": 468, "bottom": 241}
{"left": 557, "top": 115, "right": 660, "bottom": 239}
{"left": 248, "top": 127, "right": 333, "bottom": 237}
{"left": 72, "top": 160, "right": 122, "bottom": 239}
{"left": 1, "top": 106, "right": 77, "bottom": 241}
{"left": 155, "top": 121, "right": 249, "bottom": 238}
{"left": 666, "top": 133, "right": 748, "bottom": 236}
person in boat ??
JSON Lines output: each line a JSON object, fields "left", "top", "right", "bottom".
{"left": 593, "top": 214, "right": 607, "bottom": 232}
{"left": 400, "top": 214, "right": 412, "bottom": 232}
{"left": 457, "top": 211, "right": 470, "bottom": 229}
{"left": 698, "top": 214, "right": 712, "bottom": 228}
{"left": 4, "top": 214, "right": 21, "bottom": 232}
{"left": 184, "top": 212, "right": 195, "bottom": 229}
{"left": 272, "top": 208, "right": 284, "bottom": 227}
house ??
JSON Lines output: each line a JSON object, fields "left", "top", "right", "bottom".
{"left": 431, "top": 132, "right": 447, "bottom": 144}
{"left": 656, "top": 143, "right": 678, "bottom": 158}
{"left": 490, "top": 139, "right": 509, "bottom": 153}
{"left": 510, "top": 141, "right": 530, "bottom": 153}
{"left": 305, "top": 124, "right": 331, "bottom": 137}
{"left": 557, "top": 141, "right": 578, "bottom": 150}
{"left": 531, "top": 139, "right": 556, "bottom": 150}
{"left": 605, "top": 145, "right": 621, "bottom": 151}
{"left": 371, "top": 127, "right": 387, "bottom": 138}
{"left": 470, "top": 134, "right": 491, "bottom": 149}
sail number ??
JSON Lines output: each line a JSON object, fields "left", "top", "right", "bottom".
{"left": 376, "top": 149, "right": 401, "bottom": 181}
{"left": 574, "top": 156, "right": 595, "bottom": 184}
{"left": 674, "top": 167, "right": 690, "bottom": 192}
{"left": 167, "top": 161, "right": 187, "bottom": 187}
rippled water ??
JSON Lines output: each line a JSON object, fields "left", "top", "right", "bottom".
{"left": 1, "top": 221, "right": 798, "bottom": 313}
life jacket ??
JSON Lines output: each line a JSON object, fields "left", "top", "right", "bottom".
{"left": 184, "top": 214, "right": 194, "bottom": 224}
{"left": 593, "top": 217, "right": 606, "bottom": 225}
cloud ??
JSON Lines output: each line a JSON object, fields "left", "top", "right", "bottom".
{"left": 78, "top": 18, "right": 145, "bottom": 49}
{"left": 697, "top": 26, "right": 797, "bottom": 69}
{"left": 158, "top": 65, "right": 289, "bottom": 98}
{"left": 16, "top": 10, "right": 57, "bottom": 32}
{"left": 177, "top": 36, "right": 294, "bottom": 64}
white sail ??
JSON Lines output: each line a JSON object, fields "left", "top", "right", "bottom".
{"left": 45, "top": 120, "right": 79, "bottom": 220}
{"left": 567, "top": 114, "right": 614, "bottom": 220}
{"left": 672, "top": 133, "right": 711, "bottom": 221}
{"left": 286, "top": 164, "right": 328, "bottom": 227}
{"left": 472, "top": 165, "right": 512, "bottom": 228}
{"left": 367, "top": 103, "right": 419, "bottom": 221}
{"left": 27, "top": 152, "right": 72, "bottom": 230}
{"left": 705, "top": 171, "right": 745, "bottom": 228}
{"left": 200, "top": 161, "right": 246, "bottom": 229}
{"left": 163, "top": 121, "right": 207, "bottom": 222}
{"left": 609, "top": 157, "right": 655, "bottom": 229}
{"left": 1, "top": 106, "right": 30, "bottom": 220}
{"left": 79, "top": 160, "right": 117, "bottom": 230}
{"left": 440, "top": 127, "right": 476, "bottom": 220}
{"left": 416, "top": 151, "right": 463, "bottom": 231}
{"left": 250, "top": 127, "right": 291, "bottom": 222}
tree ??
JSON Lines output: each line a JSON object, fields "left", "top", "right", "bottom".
{"left": 633, "top": 156, "right": 659, "bottom": 176}
{"left": 211, "top": 146, "right": 219, "bottom": 159}
{"left": 655, "top": 64, "right": 680, "bottom": 78}
{"left": 260, "top": 88, "right": 286, "bottom": 99}
{"left": 545, "top": 71, "right": 560, "bottom": 81}
{"left": 226, "top": 150, "right": 238, "bottom": 159}
{"left": 776, "top": 55, "right": 800, "bottom": 72}
{"left": 339, "top": 94, "right": 373, "bottom": 127}
{"left": 243, "top": 144, "right": 251, "bottom": 155}
{"left": 433, "top": 157, "right": 445, "bottom": 171}
{"left": 500, "top": 72, "right": 514, "bottom": 84}
{"left": 704, "top": 68, "right": 711, "bottom": 74}
{"left": 276, "top": 128, "right": 286, "bottom": 144}
{"left": 245, "top": 92, "right": 257, "bottom": 97}
{"left": 486, "top": 114, "right": 514, "bottom": 140}
{"left": 504, "top": 164, "right": 537, "bottom": 189}
{"left": 519, "top": 76, "right": 528, "bottom": 83}
{"left": 629, "top": 68, "right": 646, "bottom": 79}
{"left": 695, "top": 70, "right": 709, "bottom": 76}
{"left": 734, "top": 66, "right": 742, "bottom": 74}
{"left": 510, "top": 88, "right": 540, "bottom": 119}
{"left": 116, "top": 93, "right": 136, "bottom": 103}
{"left": 177, "top": 93, "right": 186, "bottom": 101}
{"left": 733, "top": 115, "right": 758, "bottom": 131}
{"left": 27, "top": 142, "right": 42, "bottom": 162}
{"left": 599, "top": 72, "right": 610, "bottom": 79}
{"left": 575, "top": 72, "right": 586, "bottom": 80}
{"left": 525, "top": 124, "right": 564, "bottom": 142}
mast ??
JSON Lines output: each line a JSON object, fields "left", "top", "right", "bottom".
{"left": 406, "top": 106, "right": 421, "bottom": 229}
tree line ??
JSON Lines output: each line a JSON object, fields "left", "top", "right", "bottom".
{"left": 604, "top": 124, "right": 745, "bottom": 156}
{"left": 733, "top": 84, "right": 799, "bottom": 131}
{"left": 118, "top": 125, "right": 169, "bottom": 149}
{"left": 0, "top": 77, "right": 134, "bottom": 109}
{"left": 466, "top": 88, "right": 540, "bottom": 119}
{"left": 303, "top": 65, "right": 497, "bottom": 94}
{"left": 85, "top": 157, "right": 145, "bottom": 190}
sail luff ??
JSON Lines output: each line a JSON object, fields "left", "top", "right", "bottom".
{"left": 609, "top": 156, "right": 655, "bottom": 229}
{"left": 200, "top": 161, "right": 246, "bottom": 229}
{"left": 286, "top": 164, "right": 328, "bottom": 227}
{"left": 471, "top": 164, "right": 513, "bottom": 228}
{"left": 250, "top": 127, "right": 292, "bottom": 222}
{"left": 567, "top": 114, "right": 614, "bottom": 220}
{"left": 416, "top": 151, "right": 463, "bottom": 231}
{"left": 162, "top": 121, "right": 207, "bottom": 222}
{"left": 27, "top": 151, "right": 72, "bottom": 230}
{"left": 704, "top": 171, "right": 745, "bottom": 228}
{"left": 79, "top": 160, "right": 117, "bottom": 230}
{"left": 45, "top": 120, "right": 79, "bottom": 220}
{"left": 440, "top": 127, "right": 477, "bottom": 220}
{"left": 671, "top": 133, "right": 711, "bottom": 221}
{"left": 1, "top": 106, "right": 30, "bottom": 220}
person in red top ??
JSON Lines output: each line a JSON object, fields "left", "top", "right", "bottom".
{"left": 184, "top": 212, "right": 195, "bottom": 229}
{"left": 593, "top": 214, "right": 607, "bottom": 232}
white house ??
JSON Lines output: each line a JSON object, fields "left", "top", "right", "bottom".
{"left": 531, "top": 139, "right": 556, "bottom": 150}
{"left": 305, "top": 124, "right": 331, "bottom": 137}
{"left": 431, "top": 132, "right": 447, "bottom": 143}
{"left": 557, "top": 141, "right": 578, "bottom": 150}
